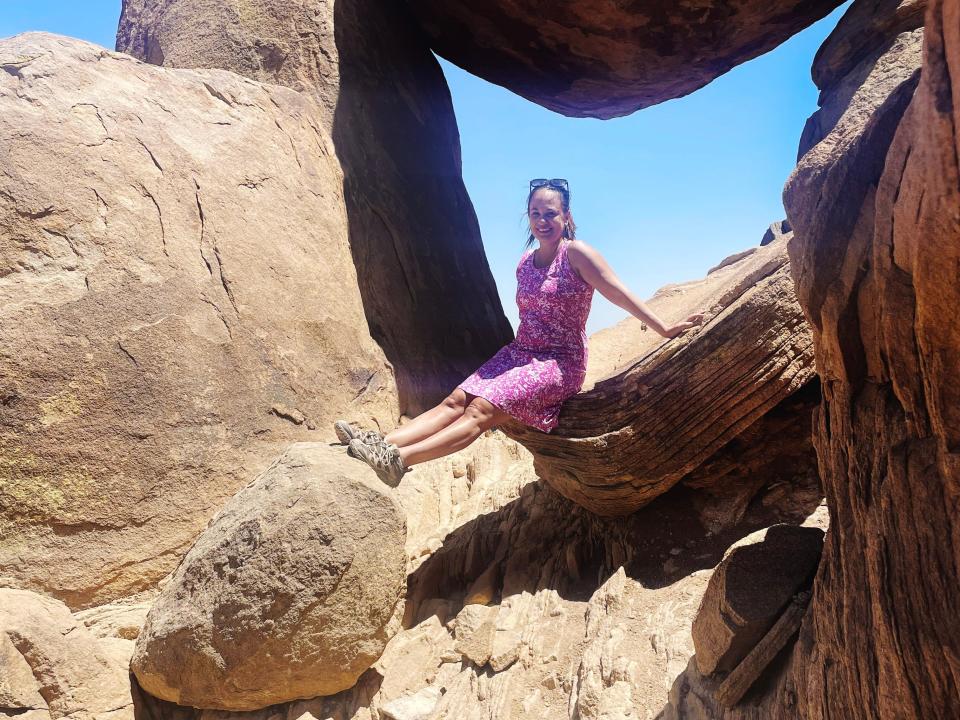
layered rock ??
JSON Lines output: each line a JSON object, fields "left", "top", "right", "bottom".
{"left": 116, "top": 0, "right": 513, "bottom": 415}
{"left": 131, "top": 443, "right": 406, "bottom": 710}
{"left": 508, "top": 235, "right": 816, "bottom": 516}
{"left": 0, "top": 33, "right": 396, "bottom": 608}
{"left": 407, "top": 0, "right": 844, "bottom": 118}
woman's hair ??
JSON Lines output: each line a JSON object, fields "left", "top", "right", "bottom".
{"left": 525, "top": 185, "right": 577, "bottom": 248}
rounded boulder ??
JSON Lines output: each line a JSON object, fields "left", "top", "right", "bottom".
{"left": 131, "top": 443, "right": 406, "bottom": 710}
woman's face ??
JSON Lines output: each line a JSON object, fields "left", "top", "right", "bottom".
{"left": 528, "top": 188, "right": 566, "bottom": 244}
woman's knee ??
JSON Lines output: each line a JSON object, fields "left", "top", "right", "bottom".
{"left": 442, "top": 388, "right": 469, "bottom": 413}
{"left": 464, "top": 397, "right": 502, "bottom": 428}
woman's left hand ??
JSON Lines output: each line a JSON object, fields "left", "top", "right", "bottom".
{"left": 664, "top": 313, "right": 705, "bottom": 338}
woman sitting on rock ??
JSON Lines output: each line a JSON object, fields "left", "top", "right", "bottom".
{"left": 338, "top": 178, "right": 703, "bottom": 486}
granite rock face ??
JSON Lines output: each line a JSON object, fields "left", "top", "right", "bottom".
{"left": 0, "top": 33, "right": 397, "bottom": 608}
{"left": 117, "top": 0, "right": 513, "bottom": 416}
{"left": 407, "top": 0, "right": 844, "bottom": 118}
{"left": 131, "top": 443, "right": 406, "bottom": 710}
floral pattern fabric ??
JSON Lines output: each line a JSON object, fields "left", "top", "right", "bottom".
{"left": 459, "top": 240, "right": 594, "bottom": 432}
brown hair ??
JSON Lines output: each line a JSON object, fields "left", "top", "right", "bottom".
{"left": 525, "top": 185, "right": 576, "bottom": 248}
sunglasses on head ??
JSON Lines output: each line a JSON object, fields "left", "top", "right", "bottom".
{"left": 529, "top": 178, "right": 569, "bottom": 194}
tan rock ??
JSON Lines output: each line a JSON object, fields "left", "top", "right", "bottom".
{"left": 452, "top": 604, "right": 497, "bottom": 666}
{"left": 691, "top": 525, "right": 823, "bottom": 676}
{"left": 407, "top": 0, "right": 844, "bottom": 118}
{"left": 0, "top": 589, "right": 132, "bottom": 718}
{"left": 380, "top": 686, "right": 442, "bottom": 720}
{"left": 74, "top": 601, "right": 151, "bottom": 640}
{"left": 0, "top": 633, "right": 45, "bottom": 712}
{"left": 0, "top": 33, "right": 397, "bottom": 608}
{"left": 130, "top": 443, "right": 406, "bottom": 710}
{"left": 116, "top": 0, "right": 513, "bottom": 416}
{"left": 508, "top": 236, "right": 816, "bottom": 516}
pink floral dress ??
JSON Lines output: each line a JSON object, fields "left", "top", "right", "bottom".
{"left": 459, "top": 240, "right": 594, "bottom": 432}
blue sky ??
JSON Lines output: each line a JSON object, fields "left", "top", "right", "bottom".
{"left": 1, "top": 1, "right": 847, "bottom": 333}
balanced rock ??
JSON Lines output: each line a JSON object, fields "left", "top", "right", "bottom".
{"left": 0, "top": 33, "right": 396, "bottom": 608}
{"left": 407, "top": 0, "right": 844, "bottom": 118}
{"left": 691, "top": 525, "right": 823, "bottom": 676}
{"left": 131, "top": 443, "right": 406, "bottom": 711}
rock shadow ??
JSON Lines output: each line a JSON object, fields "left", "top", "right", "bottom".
{"left": 405, "top": 472, "right": 824, "bottom": 627}
{"left": 131, "top": 666, "right": 384, "bottom": 720}
{"left": 330, "top": 0, "right": 513, "bottom": 416}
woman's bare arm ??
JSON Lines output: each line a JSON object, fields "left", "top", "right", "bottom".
{"left": 567, "top": 240, "right": 704, "bottom": 338}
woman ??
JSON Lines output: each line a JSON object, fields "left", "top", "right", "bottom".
{"left": 339, "top": 178, "right": 704, "bottom": 486}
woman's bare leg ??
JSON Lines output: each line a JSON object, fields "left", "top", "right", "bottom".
{"left": 398, "top": 397, "right": 509, "bottom": 467}
{"left": 384, "top": 388, "right": 469, "bottom": 448}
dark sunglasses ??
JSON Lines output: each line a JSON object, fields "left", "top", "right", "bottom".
{"left": 529, "top": 178, "right": 569, "bottom": 194}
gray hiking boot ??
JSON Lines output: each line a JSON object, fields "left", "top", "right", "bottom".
{"left": 334, "top": 420, "right": 385, "bottom": 447}
{"left": 348, "top": 438, "right": 408, "bottom": 488}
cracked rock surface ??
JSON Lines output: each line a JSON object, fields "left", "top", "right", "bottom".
{"left": 0, "top": 33, "right": 397, "bottom": 608}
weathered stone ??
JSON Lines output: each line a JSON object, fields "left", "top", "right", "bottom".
{"left": 0, "top": 589, "right": 133, "bottom": 718}
{"left": 131, "top": 443, "right": 406, "bottom": 710}
{"left": 507, "top": 237, "right": 815, "bottom": 516}
{"left": 452, "top": 604, "right": 497, "bottom": 666}
{"left": 759, "top": 219, "right": 792, "bottom": 247}
{"left": 681, "top": 382, "right": 821, "bottom": 534}
{"left": 0, "top": 33, "right": 397, "bottom": 608}
{"left": 116, "top": 0, "right": 513, "bottom": 416}
{"left": 777, "top": 0, "right": 960, "bottom": 716}
{"left": 0, "top": 633, "right": 45, "bottom": 712}
{"left": 407, "top": 0, "right": 844, "bottom": 119}
{"left": 380, "top": 686, "right": 442, "bottom": 720}
{"left": 74, "top": 602, "right": 151, "bottom": 640}
{"left": 691, "top": 525, "right": 823, "bottom": 676}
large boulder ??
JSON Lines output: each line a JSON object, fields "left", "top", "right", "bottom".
{"left": 131, "top": 443, "right": 407, "bottom": 710}
{"left": 507, "top": 235, "right": 816, "bottom": 516}
{"left": 0, "top": 33, "right": 396, "bottom": 608}
{"left": 407, "top": 0, "right": 844, "bottom": 118}
{"left": 116, "top": 0, "right": 514, "bottom": 416}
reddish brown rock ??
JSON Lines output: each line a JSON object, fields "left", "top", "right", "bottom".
{"left": 407, "top": 0, "right": 844, "bottom": 119}
{"left": 779, "top": 0, "right": 960, "bottom": 715}
{"left": 116, "top": 0, "right": 513, "bottom": 416}
{"left": 508, "top": 238, "right": 815, "bottom": 516}
{"left": 663, "top": 1, "right": 958, "bottom": 717}
{"left": 681, "top": 382, "right": 822, "bottom": 534}
{"left": 0, "top": 33, "right": 396, "bottom": 608}
{"left": 691, "top": 525, "right": 823, "bottom": 676}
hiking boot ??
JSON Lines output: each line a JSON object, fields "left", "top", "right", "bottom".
{"left": 334, "top": 420, "right": 385, "bottom": 447}
{"left": 348, "top": 438, "right": 408, "bottom": 488}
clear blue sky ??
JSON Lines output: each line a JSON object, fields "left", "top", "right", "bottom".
{"left": 1, "top": 1, "right": 848, "bottom": 333}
